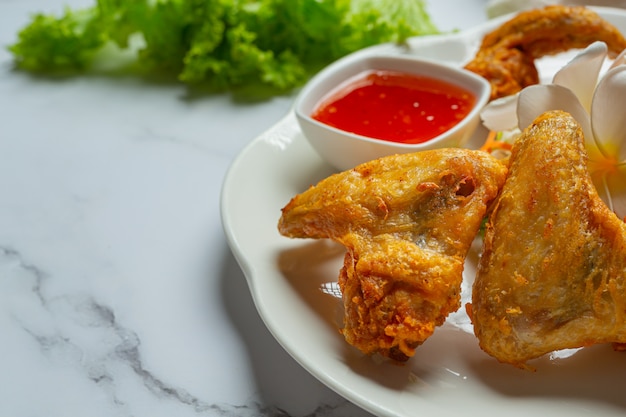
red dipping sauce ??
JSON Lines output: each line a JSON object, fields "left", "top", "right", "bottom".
{"left": 311, "top": 70, "right": 476, "bottom": 144}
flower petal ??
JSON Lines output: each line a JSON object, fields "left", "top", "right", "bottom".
{"left": 480, "top": 95, "right": 519, "bottom": 132}
{"left": 517, "top": 84, "right": 592, "bottom": 141}
{"left": 609, "top": 166, "right": 626, "bottom": 222}
{"left": 610, "top": 192, "right": 626, "bottom": 223}
{"left": 591, "top": 65, "right": 626, "bottom": 162}
{"left": 609, "top": 48, "right": 626, "bottom": 69}
{"left": 592, "top": 164, "right": 626, "bottom": 221}
{"left": 552, "top": 41, "right": 607, "bottom": 111}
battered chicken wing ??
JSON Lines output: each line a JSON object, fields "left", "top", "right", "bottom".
{"left": 278, "top": 149, "right": 507, "bottom": 361}
{"left": 470, "top": 110, "right": 626, "bottom": 368}
{"left": 465, "top": 5, "right": 626, "bottom": 100}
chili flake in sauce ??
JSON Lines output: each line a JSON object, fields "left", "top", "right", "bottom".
{"left": 311, "top": 70, "right": 476, "bottom": 144}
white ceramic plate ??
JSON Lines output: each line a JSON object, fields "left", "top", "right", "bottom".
{"left": 221, "top": 8, "right": 626, "bottom": 417}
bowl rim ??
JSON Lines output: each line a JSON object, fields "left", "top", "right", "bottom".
{"left": 293, "top": 53, "right": 491, "bottom": 150}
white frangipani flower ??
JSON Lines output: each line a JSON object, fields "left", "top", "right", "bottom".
{"left": 480, "top": 41, "right": 626, "bottom": 220}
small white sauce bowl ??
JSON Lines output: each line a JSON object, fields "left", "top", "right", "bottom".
{"left": 294, "top": 54, "right": 491, "bottom": 171}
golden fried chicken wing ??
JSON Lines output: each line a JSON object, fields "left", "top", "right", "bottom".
{"left": 278, "top": 149, "right": 507, "bottom": 361}
{"left": 466, "top": 46, "right": 539, "bottom": 101}
{"left": 469, "top": 110, "right": 626, "bottom": 368}
{"left": 465, "top": 5, "right": 626, "bottom": 100}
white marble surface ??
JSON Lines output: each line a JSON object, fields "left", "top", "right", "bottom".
{"left": 0, "top": 1, "right": 488, "bottom": 416}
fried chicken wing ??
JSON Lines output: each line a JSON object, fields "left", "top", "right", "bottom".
{"left": 278, "top": 149, "right": 507, "bottom": 361}
{"left": 470, "top": 110, "right": 626, "bottom": 367}
{"left": 465, "top": 5, "right": 626, "bottom": 100}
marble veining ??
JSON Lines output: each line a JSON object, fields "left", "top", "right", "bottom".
{"left": 0, "top": 243, "right": 364, "bottom": 415}
{"left": 0, "top": 0, "right": 490, "bottom": 415}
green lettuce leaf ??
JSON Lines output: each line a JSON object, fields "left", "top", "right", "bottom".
{"left": 9, "top": 0, "right": 439, "bottom": 95}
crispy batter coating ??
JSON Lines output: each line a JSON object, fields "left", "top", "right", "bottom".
{"left": 278, "top": 149, "right": 507, "bottom": 361}
{"left": 470, "top": 110, "right": 626, "bottom": 368}
{"left": 465, "top": 5, "right": 626, "bottom": 100}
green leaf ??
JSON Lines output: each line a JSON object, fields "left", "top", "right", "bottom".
{"left": 9, "top": 0, "right": 439, "bottom": 94}
{"left": 10, "top": 8, "right": 106, "bottom": 73}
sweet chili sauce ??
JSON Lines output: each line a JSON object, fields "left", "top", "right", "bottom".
{"left": 311, "top": 70, "right": 476, "bottom": 144}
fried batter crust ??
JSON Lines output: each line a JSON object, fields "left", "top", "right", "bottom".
{"left": 465, "top": 5, "right": 626, "bottom": 100}
{"left": 470, "top": 110, "right": 626, "bottom": 367}
{"left": 278, "top": 149, "right": 507, "bottom": 361}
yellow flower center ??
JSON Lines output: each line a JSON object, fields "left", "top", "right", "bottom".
{"left": 588, "top": 153, "right": 620, "bottom": 178}
{"left": 588, "top": 152, "right": 626, "bottom": 222}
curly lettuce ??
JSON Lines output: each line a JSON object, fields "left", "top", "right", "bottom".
{"left": 9, "top": 0, "right": 438, "bottom": 95}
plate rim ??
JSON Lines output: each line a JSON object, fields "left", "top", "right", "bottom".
{"left": 221, "top": 7, "right": 626, "bottom": 417}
